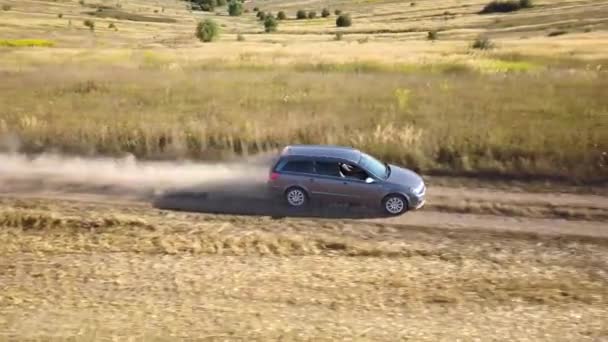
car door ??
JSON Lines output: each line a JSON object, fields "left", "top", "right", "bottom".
{"left": 339, "top": 161, "right": 384, "bottom": 205}
{"left": 308, "top": 159, "right": 351, "bottom": 201}
{"left": 275, "top": 158, "right": 316, "bottom": 193}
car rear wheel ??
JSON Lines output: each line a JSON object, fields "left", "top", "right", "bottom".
{"left": 285, "top": 187, "right": 308, "bottom": 208}
{"left": 382, "top": 194, "right": 408, "bottom": 215}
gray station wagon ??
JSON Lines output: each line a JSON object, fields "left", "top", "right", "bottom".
{"left": 267, "top": 144, "right": 426, "bottom": 215}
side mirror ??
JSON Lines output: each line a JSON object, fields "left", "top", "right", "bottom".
{"left": 365, "top": 177, "right": 375, "bottom": 184}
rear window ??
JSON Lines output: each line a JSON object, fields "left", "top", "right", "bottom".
{"left": 278, "top": 160, "right": 314, "bottom": 173}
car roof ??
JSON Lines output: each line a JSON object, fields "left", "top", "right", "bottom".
{"left": 280, "top": 144, "right": 362, "bottom": 163}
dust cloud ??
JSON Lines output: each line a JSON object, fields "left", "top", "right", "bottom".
{"left": 0, "top": 152, "right": 274, "bottom": 201}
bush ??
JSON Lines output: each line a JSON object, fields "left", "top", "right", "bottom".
{"left": 201, "top": 3, "right": 213, "bottom": 11}
{"left": 427, "top": 30, "right": 438, "bottom": 40}
{"left": 296, "top": 9, "right": 306, "bottom": 19}
{"left": 307, "top": 11, "right": 316, "bottom": 19}
{"left": 253, "top": 6, "right": 259, "bottom": 12}
{"left": 336, "top": 14, "right": 351, "bottom": 27}
{"left": 321, "top": 8, "right": 330, "bottom": 17}
{"left": 236, "top": 33, "right": 245, "bottom": 41}
{"left": 410, "top": 2, "right": 416, "bottom": 6}
{"left": 334, "top": 32, "right": 343, "bottom": 41}
{"left": 78, "top": 0, "right": 84, "bottom": 5}
{"left": 277, "top": 11, "right": 286, "bottom": 20}
{"left": 256, "top": 10, "right": 265, "bottom": 19}
{"left": 228, "top": 0, "right": 242, "bottom": 16}
{"left": 264, "top": 15, "right": 278, "bottom": 32}
{"left": 519, "top": 0, "right": 533, "bottom": 8}
{"left": 217, "top": 0, "right": 227, "bottom": 6}
{"left": 2, "top": 4, "right": 12, "bottom": 10}
{"left": 334, "top": 9, "right": 341, "bottom": 15}
{"left": 108, "top": 22, "right": 116, "bottom": 30}
{"left": 547, "top": 30, "right": 567, "bottom": 37}
{"left": 471, "top": 36, "right": 494, "bottom": 49}
{"left": 83, "top": 19, "right": 95, "bottom": 31}
{"left": 479, "top": 0, "right": 532, "bottom": 14}
{"left": 195, "top": 19, "right": 219, "bottom": 42}
{"left": 57, "top": 13, "right": 63, "bottom": 18}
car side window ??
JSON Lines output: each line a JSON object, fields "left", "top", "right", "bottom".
{"left": 280, "top": 160, "right": 314, "bottom": 174}
{"left": 314, "top": 161, "right": 342, "bottom": 177}
{"left": 339, "top": 162, "right": 369, "bottom": 181}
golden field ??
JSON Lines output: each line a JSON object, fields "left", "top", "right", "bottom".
{"left": 0, "top": 0, "right": 607, "bottom": 182}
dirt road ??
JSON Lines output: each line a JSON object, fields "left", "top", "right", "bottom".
{"left": 1, "top": 153, "right": 607, "bottom": 340}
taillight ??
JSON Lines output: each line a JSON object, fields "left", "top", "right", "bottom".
{"left": 269, "top": 172, "right": 280, "bottom": 181}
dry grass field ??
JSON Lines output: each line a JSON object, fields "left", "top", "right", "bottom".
{"left": 0, "top": 0, "right": 607, "bottom": 182}
{"left": 1, "top": 0, "right": 608, "bottom": 340}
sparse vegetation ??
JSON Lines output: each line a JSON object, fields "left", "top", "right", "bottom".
{"left": 296, "top": 9, "right": 306, "bottom": 19}
{"left": 307, "top": 11, "right": 316, "bottom": 19}
{"left": 2, "top": 4, "right": 11, "bottom": 11}
{"left": 264, "top": 15, "right": 278, "bottom": 32}
{"left": 428, "top": 30, "right": 438, "bottom": 40}
{"left": 108, "top": 22, "right": 116, "bottom": 29}
{"left": 85, "top": 9, "right": 177, "bottom": 23}
{"left": 253, "top": 6, "right": 258, "bottom": 12}
{"left": 277, "top": 11, "right": 286, "bottom": 20}
{"left": 335, "top": 32, "right": 343, "bottom": 40}
{"left": 0, "top": 39, "right": 54, "bottom": 47}
{"left": 236, "top": 33, "right": 245, "bottom": 41}
{"left": 322, "top": 8, "right": 330, "bottom": 17}
{"left": 195, "top": 18, "right": 219, "bottom": 42}
{"left": 472, "top": 36, "right": 494, "bottom": 49}
{"left": 57, "top": 13, "right": 63, "bottom": 18}
{"left": 83, "top": 19, "right": 95, "bottom": 31}
{"left": 334, "top": 9, "right": 342, "bottom": 15}
{"left": 336, "top": 13, "right": 352, "bottom": 27}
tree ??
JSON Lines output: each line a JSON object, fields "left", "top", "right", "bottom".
{"left": 336, "top": 14, "right": 351, "bottom": 27}
{"left": 321, "top": 8, "right": 330, "bottom": 17}
{"left": 308, "top": 11, "right": 316, "bottom": 19}
{"left": 228, "top": 0, "right": 243, "bottom": 16}
{"left": 296, "top": 9, "right": 306, "bottom": 19}
{"left": 264, "top": 16, "right": 278, "bottom": 32}
{"left": 277, "top": 11, "right": 287, "bottom": 20}
{"left": 196, "top": 19, "right": 219, "bottom": 42}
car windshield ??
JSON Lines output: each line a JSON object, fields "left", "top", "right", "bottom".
{"left": 358, "top": 153, "right": 389, "bottom": 179}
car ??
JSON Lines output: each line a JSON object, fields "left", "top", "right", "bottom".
{"left": 266, "top": 144, "right": 426, "bottom": 215}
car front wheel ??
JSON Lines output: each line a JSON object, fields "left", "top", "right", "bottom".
{"left": 382, "top": 194, "right": 408, "bottom": 215}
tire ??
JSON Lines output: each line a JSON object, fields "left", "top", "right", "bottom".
{"left": 382, "top": 194, "right": 408, "bottom": 215}
{"left": 284, "top": 187, "right": 308, "bottom": 208}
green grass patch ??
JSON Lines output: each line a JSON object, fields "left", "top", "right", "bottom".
{"left": 0, "top": 39, "right": 54, "bottom": 47}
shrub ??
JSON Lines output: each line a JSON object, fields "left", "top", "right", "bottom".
{"left": 108, "top": 22, "right": 116, "bottom": 29}
{"left": 236, "top": 33, "right": 245, "bottom": 41}
{"left": 479, "top": 0, "right": 532, "bottom": 14}
{"left": 264, "top": 15, "right": 278, "bottom": 32}
{"left": 471, "top": 36, "right": 494, "bottom": 49}
{"left": 228, "top": 0, "right": 242, "bottom": 16}
{"left": 200, "top": 3, "right": 213, "bottom": 11}
{"left": 410, "top": 2, "right": 416, "bottom": 6}
{"left": 519, "top": 0, "right": 533, "bottom": 8}
{"left": 296, "top": 9, "right": 306, "bottom": 19}
{"left": 307, "top": 11, "right": 316, "bottom": 19}
{"left": 277, "top": 11, "right": 286, "bottom": 20}
{"left": 334, "top": 32, "right": 343, "bottom": 40}
{"left": 253, "top": 6, "right": 258, "bottom": 12}
{"left": 336, "top": 14, "right": 351, "bottom": 27}
{"left": 256, "top": 10, "right": 264, "bottom": 18}
{"left": 2, "top": 4, "right": 12, "bottom": 10}
{"left": 217, "top": 0, "right": 227, "bottom": 6}
{"left": 321, "top": 8, "right": 330, "bottom": 17}
{"left": 547, "top": 30, "right": 567, "bottom": 37}
{"left": 78, "top": 0, "right": 84, "bottom": 5}
{"left": 195, "top": 19, "right": 219, "bottom": 42}
{"left": 83, "top": 19, "right": 95, "bottom": 31}
{"left": 427, "top": 30, "right": 438, "bottom": 40}
{"left": 58, "top": 13, "right": 63, "bottom": 18}
{"left": 334, "top": 9, "right": 341, "bottom": 15}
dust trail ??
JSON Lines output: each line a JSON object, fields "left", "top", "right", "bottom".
{"left": 0, "top": 152, "right": 274, "bottom": 200}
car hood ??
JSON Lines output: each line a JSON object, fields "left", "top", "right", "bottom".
{"left": 386, "top": 164, "right": 424, "bottom": 189}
